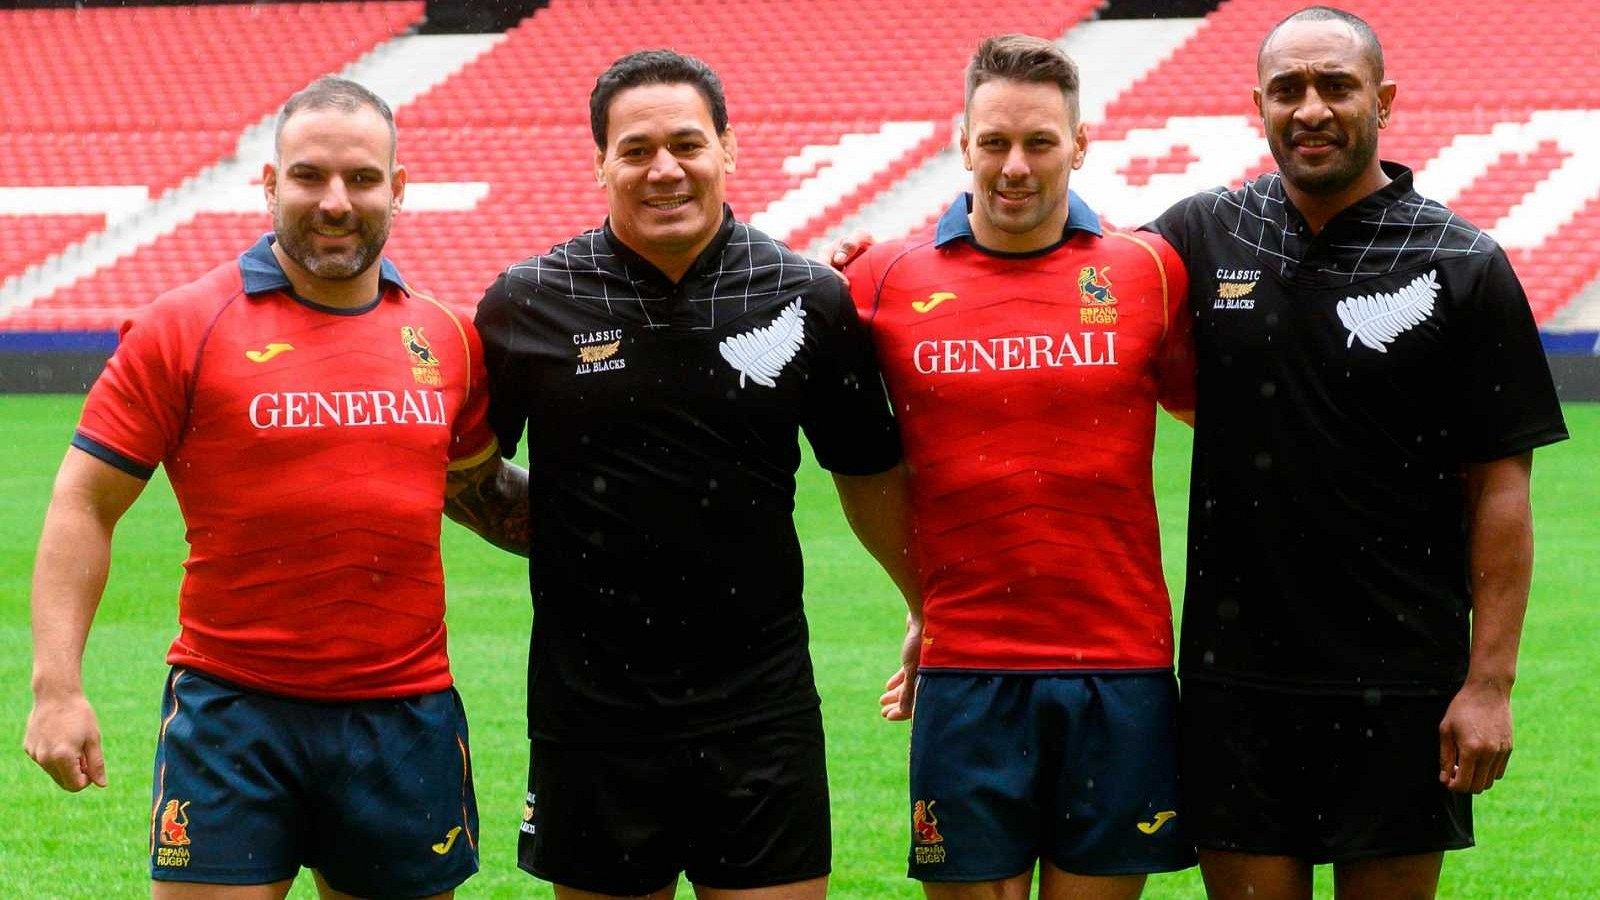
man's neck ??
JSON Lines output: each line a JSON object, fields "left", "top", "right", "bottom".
{"left": 270, "top": 243, "right": 381, "bottom": 309}
{"left": 1286, "top": 164, "right": 1392, "bottom": 236}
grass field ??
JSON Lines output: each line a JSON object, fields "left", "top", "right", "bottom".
{"left": 2, "top": 395, "right": 1595, "bottom": 898}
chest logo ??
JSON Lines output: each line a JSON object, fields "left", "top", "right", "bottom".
{"left": 1336, "top": 270, "right": 1440, "bottom": 353}
{"left": 401, "top": 326, "right": 442, "bottom": 385}
{"left": 1079, "top": 266, "right": 1119, "bottom": 325}
{"left": 913, "top": 291, "right": 956, "bottom": 314}
{"left": 574, "top": 329, "right": 626, "bottom": 374}
{"left": 245, "top": 342, "right": 294, "bottom": 363}
{"left": 720, "top": 298, "right": 806, "bottom": 388}
{"left": 1214, "top": 268, "right": 1262, "bottom": 309}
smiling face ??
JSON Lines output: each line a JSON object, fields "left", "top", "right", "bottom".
{"left": 1255, "top": 18, "right": 1394, "bottom": 210}
{"left": 596, "top": 81, "right": 735, "bottom": 281}
{"left": 265, "top": 105, "right": 403, "bottom": 297}
{"left": 960, "top": 77, "right": 1087, "bottom": 254}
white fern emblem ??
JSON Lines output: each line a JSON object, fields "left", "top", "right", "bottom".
{"left": 720, "top": 298, "right": 807, "bottom": 388}
{"left": 1337, "top": 270, "right": 1440, "bottom": 353}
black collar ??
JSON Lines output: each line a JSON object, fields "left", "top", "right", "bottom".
{"left": 602, "top": 205, "right": 739, "bottom": 292}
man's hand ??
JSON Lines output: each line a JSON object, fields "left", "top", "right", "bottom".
{"left": 822, "top": 230, "right": 875, "bottom": 272}
{"left": 24, "top": 691, "right": 106, "bottom": 791}
{"left": 1438, "top": 677, "right": 1513, "bottom": 794}
{"left": 880, "top": 614, "right": 923, "bottom": 721}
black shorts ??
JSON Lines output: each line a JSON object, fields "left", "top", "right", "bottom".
{"left": 518, "top": 708, "right": 830, "bottom": 895}
{"left": 1180, "top": 680, "right": 1473, "bottom": 863}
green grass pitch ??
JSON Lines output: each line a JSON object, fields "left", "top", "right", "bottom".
{"left": 2, "top": 395, "right": 1595, "bottom": 898}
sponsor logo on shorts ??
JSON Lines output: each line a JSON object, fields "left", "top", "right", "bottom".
{"left": 911, "top": 799, "right": 945, "bottom": 864}
{"left": 573, "top": 329, "right": 627, "bottom": 375}
{"left": 912, "top": 291, "right": 956, "bottom": 314}
{"left": 245, "top": 342, "right": 294, "bottom": 363}
{"left": 402, "top": 326, "right": 443, "bottom": 386}
{"left": 520, "top": 791, "right": 537, "bottom": 836}
{"left": 1136, "top": 810, "right": 1177, "bottom": 835}
{"left": 431, "top": 826, "right": 463, "bottom": 855}
{"left": 1214, "top": 268, "right": 1261, "bottom": 309}
{"left": 1079, "top": 266, "right": 1119, "bottom": 325}
{"left": 154, "top": 798, "right": 192, "bottom": 868}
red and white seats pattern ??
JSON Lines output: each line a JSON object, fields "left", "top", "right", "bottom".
{"left": 3, "top": 0, "right": 1598, "bottom": 331}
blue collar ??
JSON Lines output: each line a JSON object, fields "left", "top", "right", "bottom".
{"left": 933, "top": 190, "right": 1102, "bottom": 249}
{"left": 238, "top": 233, "right": 407, "bottom": 298}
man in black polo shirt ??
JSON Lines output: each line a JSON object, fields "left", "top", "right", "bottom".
{"left": 468, "top": 50, "right": 911, "bottom": 899}
{"left": 1145, "top": 7, "right": 1568, "bottom": 898}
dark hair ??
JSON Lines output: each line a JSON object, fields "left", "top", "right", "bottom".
{"left": 275, "top": 76, "right": 397, "bottom": 161}
{"left": 589, "top": 49, "right": 728, "bottom": 148}
{"left": 1259, "top": 6, "right": 1385, "bottom": 80}
{"left": 965, "top": 34, "right": 1081, "bottom": 122}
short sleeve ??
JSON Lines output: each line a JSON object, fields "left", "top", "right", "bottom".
{"left": 1151, "top": 235, "right": 1196, "bottom": 417}
{"left": 72, "top": 305, "right": 191, "bottom": 479}
{"left": 447, "top": 315, "right": 499, "bottom": 469}
{"left": 800, "top": 276, "right": 902, "bottom": 475}
{"left": 1450, "top": 249, "right": 1568, "bottom": 462}
{"left": 475, "top": 272, "right": 532, "bottom": 459}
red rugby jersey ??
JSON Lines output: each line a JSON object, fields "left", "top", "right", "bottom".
{"left": 74, "top": 236, "right": 496, "bottom": 699}
{"left": 847, "top": 194, "right": 1193, "bottom": 671}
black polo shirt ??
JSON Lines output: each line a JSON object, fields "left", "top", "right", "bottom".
{"left": 476, "top": 210, "right": 901, "bottom": 741}
{"left": 1147, "top": 163, "right": 1568, "bottom": 694}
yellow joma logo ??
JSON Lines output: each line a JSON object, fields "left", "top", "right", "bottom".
{"left": 245, "top": 343, "right": 294, "bottom": 363}
{"left": 431, "top": 826, "right": 462, "bottom": 855}
{"left": 912, "top": 292, "right": 956, "bottom": 314}
{"left": 1137, "top": 811, "right": 1177, "bottom": 834}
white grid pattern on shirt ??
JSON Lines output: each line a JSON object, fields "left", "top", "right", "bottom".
{"left": 505, "top": 224, "right": 829, "bottom": 331}
{"left": 1203, "top": 172, "right": 1492, "bottom": 283}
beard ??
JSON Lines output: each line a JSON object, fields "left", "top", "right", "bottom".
{"left": 1273, "top": 115, "right": 1380, "bottom": 197}
{"left": 274, "top": 208, "right": 390, "bottom": 280}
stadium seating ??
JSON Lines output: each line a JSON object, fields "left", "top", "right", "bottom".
{"left": 2, "top": 0, "right": 1597, "bottom": 332}
{"left": 1096, "top": 0, "right": 1600, "bottom": 321}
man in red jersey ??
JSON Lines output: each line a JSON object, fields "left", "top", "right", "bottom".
{"left": 23, "top": 77, "right": 519, "bottom": 899}
{"left": 840, "top": 35, "right": 1195, "bottom": 898}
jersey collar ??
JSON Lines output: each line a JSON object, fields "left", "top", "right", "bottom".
{"left": 238, "top": 233, "right": 408, "bottom": 309}
{"left": 933, "top": 190, "right": 1102, "bottom": 252}
{"left": 602, "top": 204, "right": 739, "bottom": 291}
{"left": 1276, "top": 160, "right": 1417, "bottom": 235}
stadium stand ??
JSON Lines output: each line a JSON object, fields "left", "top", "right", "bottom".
{"left": 1, "top": 0, "right": 1598, "bottom": 396}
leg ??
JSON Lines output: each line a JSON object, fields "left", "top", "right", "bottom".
{"left": 1197, "top": 849, "right": 1311, "bottom": 900}
{"left": 694, "top": 874, "right": 829, "bottom": 900}
{"left": 553, "top": 879, "right": 679, "bottom": 900}
{"left": 153, "top": 880, "right": 294, "bottom": 900}
{"left": 1038, "top": 861, "right": 1145, "bottom": 900}
{"left": 1333, "top": 852, "right": 1444, "bottom": 900}
{"left": 313, "top": 870, "right": 460, "bottom": 899}
{"left": 921, "top": 871, "right": 1032, "bottom": 900}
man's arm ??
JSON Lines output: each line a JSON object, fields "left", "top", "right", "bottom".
{"left": 1438, "top": 451, "right": 1534, "bottom": 794}
{"left": 444, "top": 453, "right": 531, "bottom": 557}
{"left": 25, "top": 448, "right": 147, "bottom": 791}
{"left": 833, "top": 465, "right": 924, "bottom": 720}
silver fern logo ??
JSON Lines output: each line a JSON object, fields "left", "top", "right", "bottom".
{"left": 1336, "top": 270, "right": 1440, "bottom": 353}
{"left": 720, "top": 298, "right": 807, "bottom": 388}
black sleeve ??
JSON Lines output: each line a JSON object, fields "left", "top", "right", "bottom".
{"left": 1451, "top": 249, "right": 1569, "bottom": 462}
{"left": 1143, "top": 195, "right": 1195, "bottom": 258}
{"left": 799, "top": 275, "right": 902, "bottom": 475}
{"left": 474, "top": 272, "right": 532, "bottom": 459}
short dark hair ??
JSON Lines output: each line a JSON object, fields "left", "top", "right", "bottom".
{"left": 1259, "top": 6, "right": 1385, "bottom": 81}
{"left": 589, "top": 49, "right": 728, "bottom": 149}
{"left": 275, "top": 76, "right": 397, "bottom": 162}
{"left": 965, "top": 34, "right": 1081, "bottom": 122}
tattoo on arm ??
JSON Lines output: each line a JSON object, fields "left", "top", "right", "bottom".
{"left": 444, "top": 457, "right": 531, "bottom": 557}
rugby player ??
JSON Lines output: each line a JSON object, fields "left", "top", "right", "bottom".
{"left": 466, "top": 50, "right": 911, "bottom": 899}
{"left": 846, "top": 34, "right": 1197, "bottom": 899}
{"left": 24, "top": 77, "right": 519, "bottom": 899}
{"left": 1143, "top": 7, "right": 1568, "bottom": 898}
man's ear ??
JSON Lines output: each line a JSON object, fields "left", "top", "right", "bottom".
{"left": 263, "top": 162, "right": 278, "bottom": 213}
{"left": 722, "top": 126, "right": 737, "bottom": 174}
